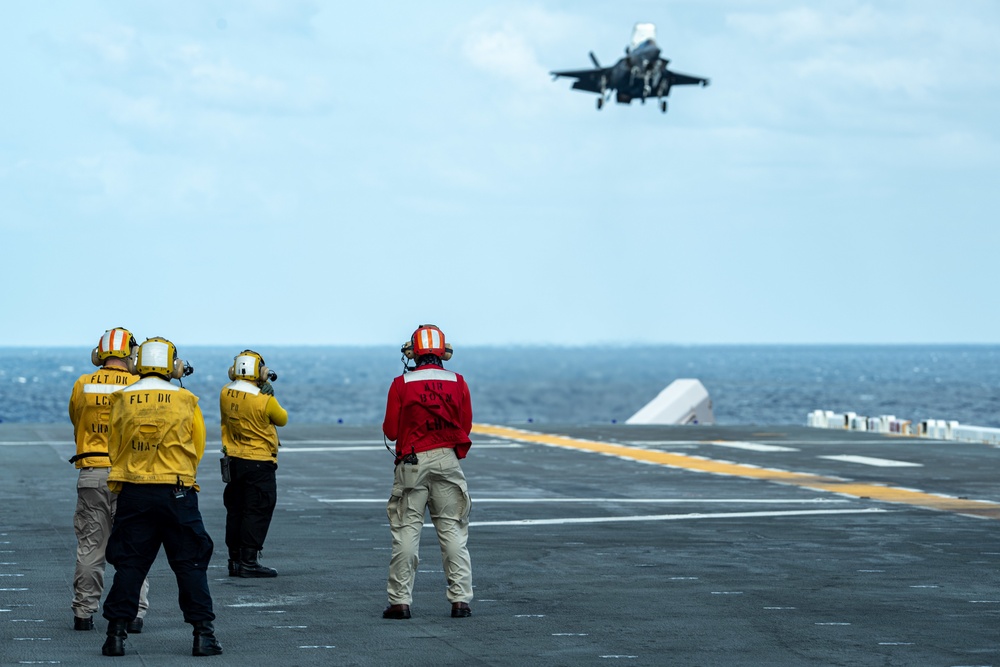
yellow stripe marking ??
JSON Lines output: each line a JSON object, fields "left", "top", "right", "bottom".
{"left": 471, "top": 424, "right": 1000, "bottom": 520}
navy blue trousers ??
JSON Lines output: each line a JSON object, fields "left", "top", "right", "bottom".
{"left": 102, "top": 484, "right": 215, "bottom": 624}
{"left": 223, "top": 457, "right": 277, "bottom": 553}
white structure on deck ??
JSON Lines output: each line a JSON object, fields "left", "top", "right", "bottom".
{"left": 626, "top": 379, "right": 714, "bottom": 425}
{"left": 807, "top": 409, "right": 1000, "bottom": 445}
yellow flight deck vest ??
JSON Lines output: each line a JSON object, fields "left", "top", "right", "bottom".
{"left": 107, "top": 376, "right": 207, "bottom": 492}
{"left": 69, "top": 368, "right": 139, "bottom": 468}
{"left": 219, "top": 380, "right": 286, "bottom": 463}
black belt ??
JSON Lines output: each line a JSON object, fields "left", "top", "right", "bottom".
{"left": 68, "top": 452, "right": 111, "bottom": 464}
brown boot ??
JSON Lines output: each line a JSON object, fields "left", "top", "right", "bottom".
{"left": 383, "top": 604, "right": 411, "bottom": 619}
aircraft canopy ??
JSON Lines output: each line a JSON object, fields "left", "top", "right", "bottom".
{"left": 630, "top": 23, "right": 657, "bottom": 50}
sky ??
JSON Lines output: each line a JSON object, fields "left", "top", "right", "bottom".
{"left": 2, "top": 1, "right": 999, "bottom": 347}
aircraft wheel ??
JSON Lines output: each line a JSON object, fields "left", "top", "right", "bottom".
{"left": 596, "top": 97, "right": 604, "bottom": 110}
{"left": 660, "top": 100, "right": 668, "bottom": 114}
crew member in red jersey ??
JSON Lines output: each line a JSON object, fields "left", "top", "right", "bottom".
{"left": 382, "top": 324, "right": 473, "bottom": 620}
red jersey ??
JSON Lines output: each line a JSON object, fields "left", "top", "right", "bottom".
{"left": 383, "top": 364, "right": 473, "bottom": 462}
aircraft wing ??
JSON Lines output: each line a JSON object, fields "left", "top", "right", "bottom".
{"left": 550, "top": 67, "right": 612, "bottom": 94}
{"left": 665, "top": 66, "right": 710, "bottom": 87}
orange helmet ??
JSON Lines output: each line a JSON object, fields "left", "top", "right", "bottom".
{"left": 402, "top": 324, "right": 453, "bottom": 361}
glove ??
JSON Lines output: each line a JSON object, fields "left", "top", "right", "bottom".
{"left": 260, "top": 381, "right": 274, "bottom": 396}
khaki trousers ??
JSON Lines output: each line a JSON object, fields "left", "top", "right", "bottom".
{"left": 72, "top": 467, "right": 149, "bottom": 619}
{"left": 386, "top": 446, "right": 472, "bottom": 606}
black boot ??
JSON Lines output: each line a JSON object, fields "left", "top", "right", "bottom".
{"left": 101, "top": 619, "right": 128, "bottom": 656}
{"left": 227, "top": 549, "right": 241, "bottom": 577}
{"left": 192, "top": 621, "right": 223, "bottom": 657}
{"left": 238, "top": 548, "right": 277, "bottom": 578}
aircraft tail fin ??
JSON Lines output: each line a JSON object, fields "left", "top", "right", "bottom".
{"left": 589, "top": 51, "right": 601, "bottom": 68}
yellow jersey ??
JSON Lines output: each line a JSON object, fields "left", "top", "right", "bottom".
{"left": 107, "top": 376, "right": 207, "bottom": 492}
{"left": 68, "top": 367, "right": 139, "bottom": 468}
{"left": 219, "top": 380, "right": 288, "bottom": 464}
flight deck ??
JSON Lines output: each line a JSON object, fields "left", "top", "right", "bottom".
{"left": 2, "top": 422, "right": 999, "bottom": 666}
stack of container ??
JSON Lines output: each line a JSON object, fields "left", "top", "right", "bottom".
{"left": 807, "top": 410, "right": 1000, "bottom": 444}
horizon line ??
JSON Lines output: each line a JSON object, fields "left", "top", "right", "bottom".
{"left": 2, "top": 341, "right": 1000, "bottom": 349}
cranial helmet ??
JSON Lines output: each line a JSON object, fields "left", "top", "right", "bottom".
{"left": 91, "top": 327, "right": 137, "bottom": 366}
{"left": 401, "top": 324, "right": 453, "bottom": 361}
{"left": 128, "top": 337, "right": 185, "bottom": 379}
{"left": 229, "top": 350, "right": 270, "bottom": 383}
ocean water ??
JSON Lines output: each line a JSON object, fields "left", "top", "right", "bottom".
{"left": 2, "top": 345, "right": 999, "bottom": 428}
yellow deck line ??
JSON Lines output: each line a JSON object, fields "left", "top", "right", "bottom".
{"left": 472, "top": 423, "right": 1000, "bottom": 520}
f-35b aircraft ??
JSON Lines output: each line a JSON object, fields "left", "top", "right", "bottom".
{"left": 551, "top": 23, "right": 709, "bottom": 113}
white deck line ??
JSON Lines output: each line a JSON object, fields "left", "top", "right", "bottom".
{"left": 317, "top": 497, "right": 852, "bottom": 504}
{"left": 820, "top": 455, "right": 923, "bottom": 468}
{"left": 281, "top": 444, "right": 521, "bottom": 453}
{"left": 464, "top": 508, "right": 888, "bottom": 527}
{"left": 708, "top": 441, "right": 799, "bottom": 452}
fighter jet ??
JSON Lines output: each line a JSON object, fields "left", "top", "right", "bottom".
{"left": 550, "top": 23, "right": 709, "bottom": 113}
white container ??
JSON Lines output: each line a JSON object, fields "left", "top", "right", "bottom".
{"left": 888, "top": 419, "right": 911, "bottom": 435}
{"left": 952, "top": 424, "right": 1000, "bottom": 445}
{"left": 827, "top": 413, "right": 848, "bottom": 430}
{"left": 807, "top": 410, "right": 827, "bottom": 428}
{"left": 626, "top": 379, "right": 715, "bottom": 425}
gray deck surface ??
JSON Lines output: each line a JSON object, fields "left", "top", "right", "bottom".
{"left": 2, "top": 422, "right": 1000, "bottom": 666}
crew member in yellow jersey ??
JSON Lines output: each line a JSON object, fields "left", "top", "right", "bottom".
{"left": 220, "top": 350, "right": 288, "bottom": 578}
{"left": 100, "top": 337, "right": 222, "bottom": 658}
{"left": 67, "top": 327, "right": 149, "bottom": 633}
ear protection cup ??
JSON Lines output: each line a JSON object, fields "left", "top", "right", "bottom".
{"left": 126, "top": 347, "right": 139, "bottom": 375}
{"left": 91, "top": 347, "right": 102, "bottom": 367}
{"left": 169, "top": 357, "right": 185, "bottom": 380}
{"left": 228, "top": 363, "right": 269, "bottom": 381}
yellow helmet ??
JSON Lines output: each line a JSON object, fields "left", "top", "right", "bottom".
{"left": 91, "top": 327, "right": 137, "bottom": 366}
{"left": 229, "top": 350, "right": 270, "bottom": 383}
{"left": 129, "top": 337, "right": 185, "bottom": 379}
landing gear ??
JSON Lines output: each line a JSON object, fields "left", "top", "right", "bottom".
{"left": 660, "top": 100, "right": 668, "bottom": 114}
{"left": 596, "top": 97, "right": 604, "bottom": 110}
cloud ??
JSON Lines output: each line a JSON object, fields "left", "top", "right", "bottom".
{"left": 175, "top": 44, "right": 287, "bottom": 103}
{"left": 463, "top": 29, "right": 545, "bottom": 85}
{"left": 720, "top": 4, "right": 993, "bottom": 103}
{"left": 727, "top": 6, "right": 880, "bottom": 45}
{"left": 795, "top": 55, "right": 938, "bottom": 97}
{"left": 459, "top": 7, "right": 584, "bottom": 91}
{"left": 107, "top": 94, "right": 172, "bottom": 129}
{"left": 75, "top": 21, "right": 332, "bottom": 118}
{"left": 80, "top": 25, "right": 139, "bottom": 65}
